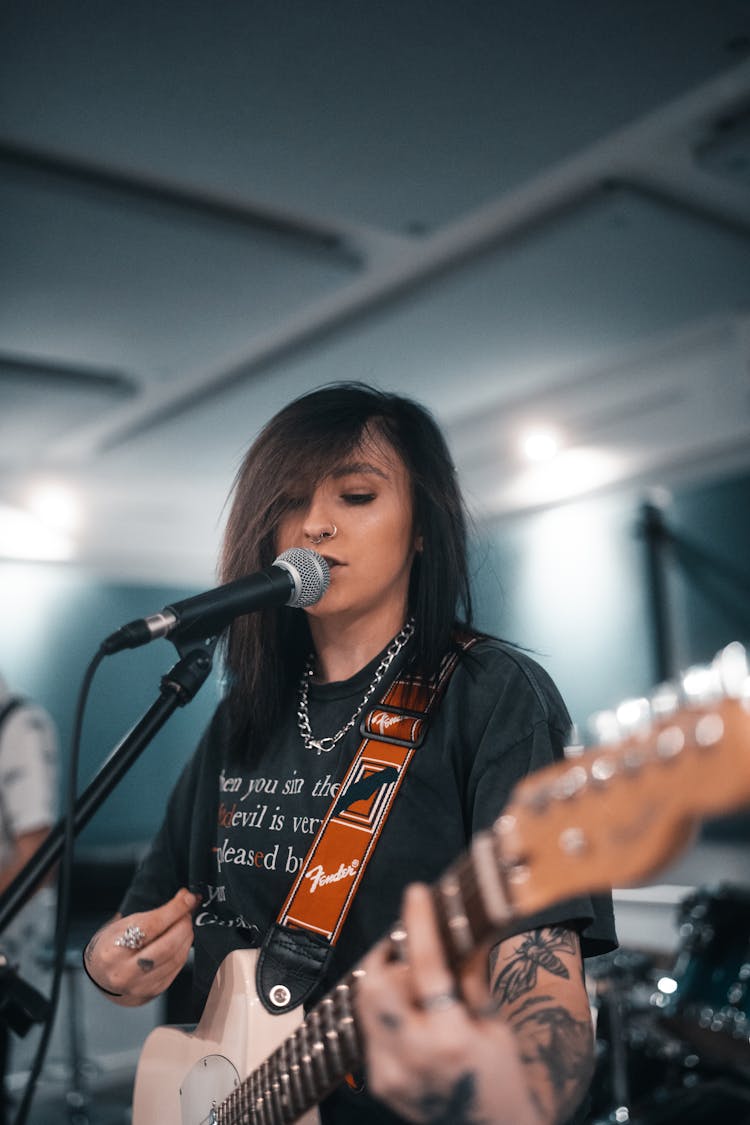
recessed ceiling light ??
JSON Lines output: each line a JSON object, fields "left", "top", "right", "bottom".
{"left": 518, "top": 425, "right": 562, "bottom": 463}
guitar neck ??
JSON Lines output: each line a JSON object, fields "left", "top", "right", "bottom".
{"left": 217, "top": 842, "right": 504, "bottom": 1125}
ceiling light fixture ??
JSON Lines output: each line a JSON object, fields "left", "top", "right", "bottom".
{"left": 519, "top": 425, "right": 562, "bottom": 463}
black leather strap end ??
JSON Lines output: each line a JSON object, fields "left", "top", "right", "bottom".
{"left": 256, "top": 923, "right": 334, "bottom": 1015}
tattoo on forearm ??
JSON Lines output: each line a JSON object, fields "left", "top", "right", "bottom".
{"left": 492, "top": 927, "right": 576, "bottom": 1005}
{"left": 512, "top": 994, "right": 553, "bottom": 1017}
{"left": 417, "top": 1072, "right": 488, "bottom": 1125}
{"left": 515, "top": 1005, "right": 594, "bottom": 1115}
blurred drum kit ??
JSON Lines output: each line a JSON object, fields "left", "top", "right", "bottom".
{"left": 588, "top": 883, "right": 750, "bottom": 1124}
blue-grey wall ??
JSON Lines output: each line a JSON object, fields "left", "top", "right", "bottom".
{"left": 473, "top": 469, "right": 750, "bottom": 732}
{"left": 472, "top": 488, "right": 654, "bottom": 730}
{"left": 0, "top": 563, "right": 221, "bottom": 847}
{"left": 1, "top": 464, "right": 748, "bottom": 847}
{"left": 670, "top": 472, "right": 750, "bottom": 664}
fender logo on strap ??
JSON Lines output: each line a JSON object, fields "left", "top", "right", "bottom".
{"left": 305, "top": 858, "right": 360, "bottom": 894}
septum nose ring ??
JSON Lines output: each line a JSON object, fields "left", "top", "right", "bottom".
{"left": 309, "top": 524, "right": 337, "bottom": 546}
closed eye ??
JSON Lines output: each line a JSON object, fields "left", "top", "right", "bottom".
{"left": 342, "top": 493, "right": 376, "bottom": 505}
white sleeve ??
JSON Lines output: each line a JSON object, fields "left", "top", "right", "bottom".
{"left": 0, "top": 704, "right": 58, "bottom": 837}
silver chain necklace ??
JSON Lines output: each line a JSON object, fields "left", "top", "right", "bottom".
{"left": 297, "top": 618, "right": 415, "bottom": 754}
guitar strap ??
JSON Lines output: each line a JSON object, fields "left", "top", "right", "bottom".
{"left": 256, "top": 634, "right": 478, "bottom": 1014}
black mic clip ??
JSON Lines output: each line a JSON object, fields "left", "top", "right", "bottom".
{"left": 0, "top": 952, "right": 51, "bottom": 1037}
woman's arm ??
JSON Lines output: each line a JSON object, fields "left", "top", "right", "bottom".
{"left": 487, "top": 926, "right": 594, "bottom": 1123}
{"left": 357, "top": 884, "right": 594, "bottom": 1125}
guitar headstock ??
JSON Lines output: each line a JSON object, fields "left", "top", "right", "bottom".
{"left": 494, "top": 642, "right": 750, "bottom": 918}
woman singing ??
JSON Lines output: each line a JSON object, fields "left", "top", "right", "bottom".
{"left": 84, "top": 383, "right": 616, "bottom": 1124}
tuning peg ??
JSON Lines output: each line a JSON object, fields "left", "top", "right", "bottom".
{"left": 563, "top": 723, "right": 585, "bottom": 759}
{"left": 711, "top": 641, "right": 748, "bottom": 699}
{"left": 681, "top": 662, "right": 723, "bottom": 704}
{"left": 650, "top": 681, "right": 681, "bottom": 720}
{"left": 588, "top": 709, "right": 621, "bottom": 745}
{"left": 614, "top": 696, "right": 652, "bottom": 736}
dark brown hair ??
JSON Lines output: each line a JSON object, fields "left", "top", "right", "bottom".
{"left": 220, "top": 383, "right": 473, "bottom": 753}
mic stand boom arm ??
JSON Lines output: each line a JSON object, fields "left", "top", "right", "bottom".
{"left": 0, "top": 639, "right": 216, "bottom": 935}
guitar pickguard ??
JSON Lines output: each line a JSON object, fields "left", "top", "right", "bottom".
{"left": 179, "top": 1053, "right": 240, "bottom": 1125}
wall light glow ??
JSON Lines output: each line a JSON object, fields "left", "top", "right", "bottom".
{"left": 0, "top": 503, "right": 75, "bottom": 562}
{"left": 502, "top": 446, "right": 626, "bottom": 511}
{"left": 27, "top": 481, "right": 82, "bottom": 533}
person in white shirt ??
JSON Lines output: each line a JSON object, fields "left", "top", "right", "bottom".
{"left": 0, "top": 672, "right": 58, "bottom": 1123}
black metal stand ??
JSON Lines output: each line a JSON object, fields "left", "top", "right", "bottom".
{"left": 640, "top": 499, "right": 676, "bottom": 685}
{"left": 0, "top": 640, "right": 215, "bottom": 935}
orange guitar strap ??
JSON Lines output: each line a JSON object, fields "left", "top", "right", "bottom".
{"left": 256, "top": 634, "right": 478, "bottom": 1014}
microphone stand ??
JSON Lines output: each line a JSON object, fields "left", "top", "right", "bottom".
{"left": 0, "top": 637, "right": 217, "bottom": 1027}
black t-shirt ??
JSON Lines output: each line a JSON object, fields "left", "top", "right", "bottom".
{"left": 122, "top": 636, "right": 617, "bottom": 1123}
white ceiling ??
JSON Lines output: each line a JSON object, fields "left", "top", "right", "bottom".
{"left": 1, "top": 1, "right": 749, "bottom": 583}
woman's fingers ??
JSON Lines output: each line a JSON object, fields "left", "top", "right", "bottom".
{"left": 400, "top": 884, "right": 459, "bottom": 1012}
{"left": 86, "top": 887, "right": 200, "bottom": 998}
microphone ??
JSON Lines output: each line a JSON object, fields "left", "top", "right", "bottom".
{"left": 101, "top": 547, "right": 330, "bottom": 654}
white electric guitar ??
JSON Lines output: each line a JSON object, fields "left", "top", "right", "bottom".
{"left": 133, "top": 646, "right": 750, "bottom": 1125}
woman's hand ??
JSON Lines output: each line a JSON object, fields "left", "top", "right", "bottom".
{"left": 83, "top": 887, "right": 200, "bottom": 1007}
{"left": 357, "top": 884, "right": 544, "bottom": 1125}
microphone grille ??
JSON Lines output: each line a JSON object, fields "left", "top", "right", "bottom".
{"left": 274, "top": 547, "right": 331, "bottom": 608}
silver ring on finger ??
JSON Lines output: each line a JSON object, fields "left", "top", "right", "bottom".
{"left": 114, "top": 924, "right": 147, "bottom": 951}
{"left": 419, "top": 989, "right": 459, "bottom": 1013}
{"left": 388, "top": 925, "right": 408, "bottom": 962}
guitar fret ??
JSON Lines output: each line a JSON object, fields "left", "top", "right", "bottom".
{"left": 249, "top": 1066, "right": 263, "bottom": 1125}
{"left": 286, "top": 1035, "right": 305, "bottom": 1112}
{"left": 238, "top": 1081, "right": 250, "bottom": 1125}
{"left": 334, "top": 981, "right": 360, "bottom": 1061}
{"left": 277, "top": 1039, "right": 296, "bottom": 1120}
{"left": 233, "top": 1090, "right": 249, "bottom": 1125}
{"left": 236, "top": 1080, "right": 249, "bottom": 1125}
{"left": 296, "top": 1019, "right": 318, "bottom": 1102}
{"left": 279, "top": 1067, "right": 293, "bottom": 1121}
{"left": 307, "top": 1008, "right": 330, "bottom": 1089}
{"left": 263, "top": 1062, "right": 277, "bottom": 1125}
{"left": 249, "top": 1064, "right": 261, "bottom": 1125}
{"left": 261, "top": 1058, "right": 274, "bottom": 1125}
{"left": 251, "top": 1064, "right": 263, "bottom": 1125}
{"left": 221, "top": 1085, "right": 237, "bottom": 1125}
{"left": 268, "top": 1053, "right": 285, "bottom": 1125}
{"left": 320, "top": 996, "right": 344, "bottom": 1076}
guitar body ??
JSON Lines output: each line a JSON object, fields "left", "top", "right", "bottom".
{"left": 132, "top": 949, "right": 320, "bottom": 1125}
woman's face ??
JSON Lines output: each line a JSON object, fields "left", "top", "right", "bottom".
{"left": 275, "top": 434, "right": 420, "bottom": 629}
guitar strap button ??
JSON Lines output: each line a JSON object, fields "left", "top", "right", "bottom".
{"left": 269, "top": 983, "right": 292, "bottom": 1008}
